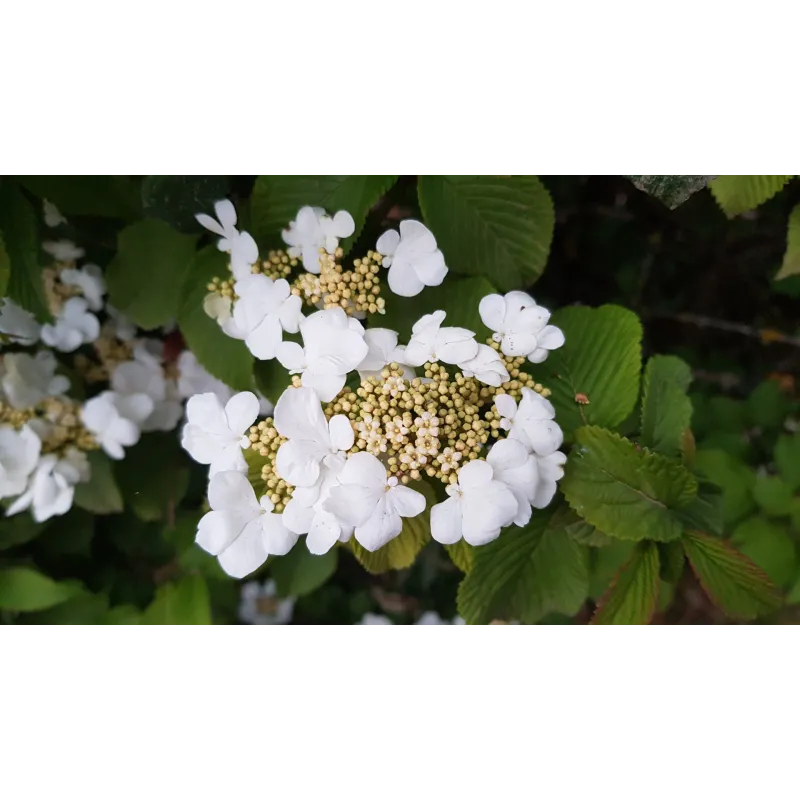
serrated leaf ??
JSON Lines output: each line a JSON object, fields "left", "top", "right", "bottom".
{"left": 775, "top": 204, "right": 800, "bottom": 280}
{"left": 682, "top": 530, "right": 782, "bottom": 620}
{"left": 444, "top": 540, "right": 475, "bottom": 573}
{"left": 74, "top": 451, "right": 124, "bottom": 514}
{"left": 640, "top": 355, "right": 693, "bottom": 457}
{"left": 142, "top": 575, "right": 211, "bottom": 625}
{"left": 177, "top": 246, "right": 254, "bottom": 391}
{"left": 775, "top": 434, "right": 800, "bottom": 490}
{"left": 731, "top": 517, "right": 797, "bottom": 588}
{"left": 657, "top": 540, "right": 685, "bottom": 583}
{"left": 0, "top": 567, "right": 82, "bottom": 612}
{"left": 550, "top": 504, "right": 612, "bottom": 546}
{"left": 694, "top": 449, "right": 756, "bottom": 525}
{"left": 675, "top": 481, "right": 724, "bottom": 536}
{"left": 270, "top": 545, "right": 338, "bottom": 597}
{"left": 626, "top": 175, "right": 716, "bottom": 209}
{"left": 752, "top": 475, "right": 794, "bottom": 517}
{"left": 710, "top": 175, "right": 792, "bottom": 218}
{"left": 533, "top": 305, "right": 642, "bottom": 438}
{"left": 107, "top": 219, "right": 198, "bottom": 330}
{"left": 0, "top": 181, "right": 49, "bottom": 320}
{"left": 589, "top": 540, "right": 635, "bottom": 599}
{"left": 250, "top": 175, "right": 397, "bottom": 253}
{"left": 142, "top": 175, "right": 230, "bottom": 234}
{"left": 591, "top": 541, "right": 660, "bottom": 624}
{"left": 417, "top": 176, "right": 554, "bottom": 291}
{"left": 562, "top": 427, "right": 697, "bottom": 542}
{"left": 457, "top": 509, "right": 589, "bottom": 625}
{"left": 17, "top": 176, "right": 141, "bottom": 220}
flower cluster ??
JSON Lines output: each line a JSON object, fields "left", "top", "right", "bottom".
{"left": 184, "top": 199, "right": 567, "bottom": 581}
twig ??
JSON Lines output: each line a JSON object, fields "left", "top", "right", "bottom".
{"left": 659, "top": 312, "right": 800, "bottom": 349}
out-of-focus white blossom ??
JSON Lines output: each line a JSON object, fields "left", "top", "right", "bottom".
{"left": 0, "top": 298, "right": 41, "bottom": 346}
{"left": 239, "top": 580, "right": 295, "bottom": 625}
{"left": 0, "top": 351, "right": 70, "bottom": 409}
{"left": 0, "top": 424, "right": 42, "bottom": 500}
{"left": 40, "top": 297, "right": 100, "bottom": 352}
{"left": 81, "top": 390, "right": 152, "bottom": 460}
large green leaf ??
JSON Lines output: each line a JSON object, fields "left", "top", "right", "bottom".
{"left": 142, "top": 175, "right": 230, "bottom": 233}
{"left": 0, "top": 181, "right": 49, "bottom": 320}
{"left": 591, "top": 541, "right": 660, "bottom": 625}
{"left": 640, "top": 355, "right": 693, "bottom": 457}
{"left": 252, "top": 357, "right": 292, "bottom": 404}
{"left": 142, "top": 575, "right": 211, "bottom": 625}
{"left": 752, "top": 475, "right": 794, "bottom": 517}
{"left": 17, "top": 176, "right": 141, "bottom": 220}
{"left": 682, "top": 530, "right": 783, "bottom": 620}
{"left": 533, "top": 305, "right": 642, "bottom": 438}
{"left": 775, "top": 434, "right": 800, "bottom": 491}
{"left": 457, "top": 510, "right": 589, "bottom": 624}
{"left": 250, "top": 175, "right": 397, "bottom": 252}
{"left": 775, "top": 204, "right": 800, "bottom": 280}
{"left": 107, "top": 219, "right": 198, "bottom": 329}
{"left": 0, "top": 567, "right": 82, "bottom": 612}
{"left": 694, "top": 449, "right": 756, "bottom": 525}
{"left": 417, "top": 176, "right": 554, "bottom": 291}
{"left": 74, "top": 451, "right": 124, "bottom": 514}
{"left": 626, "top": 175, "right": 716, "bottom": 209}
{"left": 709, "top": 175, "right": 792, "bottom": 218}
{"left": 561, "top": 426, "right": 697, "bottom": 542}
{"left": 177, "top": 246, "right": 254, "bottom": 391}
{"left": 444, "top": 540, "right": 475, "bottom": 573}
{"left": 731, "top": 517, "right": 797, "bottom": 588}
{"left": 270, "top": 545, "right": 338, "bottom": 597}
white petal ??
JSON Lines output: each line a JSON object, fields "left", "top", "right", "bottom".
{"left": 328, "top": 414, "right": 355, "bottom": 452}
{"left": 402, "top": 338, "right": 434, "bottom": 367}
{"left": 531, "top": 479, "right": 559, "bottom": 510}
{"left": 186, "top": 393, "right": 228, "bottom": 433}
{"left": 355, "top": 497, "right": 403, "bottom": 551}
{"left": 500, "top": 332, "right": 539, "bottom": 358}
{"left": 398, "top": 219, "right": 437, "bottom": 252}
{"left": 387, "top": 262, "right": 426, "bottom": 297}
{"left": 324, "top": 483, "right": 380, "bottom": 527}
{"left": 486, "top": 437, "right": 529, "bottom": 471}
{"left": 195, "top": 213, "right": 226, "bottom": 237}
{"left": 217, "top": 519, "right": 269, "bottom": 579}
{"left": 214, "top": 199, "right": 238, "bottom": 231}
{"left": 208, "top": 470, "right": 258, "bottom": 512}
{"left": 276, "top": 341, "right": 306, "bottom": 373}
{"left": 494, "top": 393, "right": 517, "bottom": 420}
{"left": 245, "top": 314, "right": 283, "bottom": 360}
{"left": 276, "top": 439, "right": 325, "bottom": 487}
{"left": 278, "top": 295, "right": 303, "bottom": 334}
{"left": 479, "top": 294, "right": 506, "bottom": 332}
{"left": 411, "top": 250, "right": 447, "bottom": 287}
{"left": 436, "top": 328, "right": 478, "bottom": 364}
{"left": 332, "top": 210, "right": 355, "bottom": 238}
{"left": 359, "top": 328, "right": 400, "bottom": 372}
{"left": 430, "top": 497, "right": 463, "bottom": 544}
{"left": 306, "top": 511, "right": 341, "bottom": 555}
{"left": 197, "top": 509, "right": 253, "bottom": 556}
{"left": 536, "top": 325, "right": 565, "bottom": 350}
{"left": 282, "top": 496, "right": 316, "bottom": 534}
{"left": 527, "top": 347, "right": 550, "bottom": 364}
{"left": 376, "top": 229, "right": 400, "bottom": 257}
{"left": 339, "top": 451, "right": 387, "bottom": 490}
{"left": 386, "top": 485, "right": 426, "bottom": 518}
{"left": 522, "top": 420, "right": 564, "bottom": 457}
{"left": 462, "top": 483, "right": 518, "bottom": 545}
{"left": 224, "top": 391, "right": 259, "bottom": 436}
{"left": 302, "top": 370, "right": 346, "bottom": 403}
{"left": 273, "top": 386, "right": 329, "bottom": 442}
{"left": 261, "top": 515, "right": 299, "bottom": 556}
{"left": 457, "top": 458, "right": 494, "bottom": 490}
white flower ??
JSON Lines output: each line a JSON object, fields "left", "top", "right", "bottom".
{"left": 282, "top": 206, "right": 355, "bottom": 274}
{"left": 0, "top": 424, "right": 41, "bottom": 500}
{"left": 43, "top": 240, "right": 85, "bottom": 262}
{"left": 181, "top": 391, "right": 259, "bottom": 475}
{"left": 360, "top": 613, "right": 392, "bottom": 625}
{"left": 195, "top": 199, "right": 258, "bottom": 280}
{"left": 276, "top": 308, "right": 368, "bottom": 402}
{"left": 273, "top": 386, "right": 354, "bottom": 487}
{"left": 106, "top": 305, "right": 137, "bottom": 341}
{"left": 59, "top": 264, "right": 106, "bottom": 311}
{"left": 356, "top": 328, "right": 414, "bottom": 380}
{"left": 239, "top": 580, "right": 295, "bottom": 625}
{"left": 6, "top": 448, "right": 89, "bottom": 523}
{"left": 40, "top": 297, "right": 100, "bottom": 352}
{"left": 0, "top": 298, "right": 41, "bottom": 346}
{"left": 479, "top": 291, "right": 565, "bottom": 363}
{"left": 43, "top": 199, "right": 66, "bottom": 228}
{"left": 176, "top": 350, "right": 234, "bottom": 404}
{"left": 458, "top": 344, "right": 510, "bottom": 387}
{"left": 231, "top": 274, "right": 303, "bottom": 360}
{"left": 203, "top": 293, "right": 234, "bottom": 330}
{"left": 532, "top": 450, "right": 567, "bottom": 509}
{"left": 0, "top": 351, "right": 70, "bottom": 409}
{"left": 416, "top": 611, "right": 451, "bottom": 625}
{"left": 494, "top": 388, "right": 563, "bottom": 456}
{"left": 430, "top": 458, "right": 518, "bottom": 546}
{"left": 486, "top": 438, "right": 538, "bottom": 526}
{"left": 81, "top": 390, "right": 153, "bottom": 460}
{"left": 402, "top": 310, "right": 478, "bottom": 367}
{"left": 324, "top": 452, "right": 426, "bottom": 552}
{"left": 376, "top": 220, "right": 448, "bottom": 297}
{"left": 197, "top": 470, "right": 298, "bottom": 579}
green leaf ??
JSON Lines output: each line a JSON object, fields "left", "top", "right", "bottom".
{"left": 752, "top": 475, "right": 794, "bottom": 517}
{"left": 640, "top": 355, "right": 693, "bottom": 457}
{"left": 270, "top": 545, "right": 338, "bottom": 597}
{"left": 107, "top": 219, "right": 198, "bottom": 330}
{"left": 114, "top": 432, "right": 189, "bottom": 522}
{"left": 657, "top": 540, "right": 685, "bottom": 583}
{"left": 0, "top": 232, "right": 10, "bottom": 296}
{"left": 0, "top": 567, "right": 82, "bottom": 612}
{"left": 682, "top": 530, "right": 783, "bottom": 620}
{"left": 675, "top": 481, "right": 724, "bottom": 536}
{"left": 250, "top": 176, "right": 397, "bottom": 252}
{"left": 0, "top": 181, "right": 49, "bottom": 320}
{"left": 589, "top": 540, "right": 635, "bottom": 599}
{"left": 23, "top": 592, "right": 110, "bottom": 624}
{"left": 534, "top": 305, "right": 642, "bottom": 438}
{"left": 550, "top": 504, "right": 612, "bottom": 546}
{"left": 775, "top": 204, "right": 800, "bottom": 280}
{"left": 457, "top": 509, "right": 589, "bottom": 625}
{"left": 379, "top": 275, "right": 496, "bottom": 343}
{"left": 177, "top": 246, "right": 254, "bottom": 391}
{"left": 694, "top": 449, "right": 756, "bottom": 526}
{"left": 0, "top": 514, "right": 41, "bottom": 551}
{"left": 444, "top": 540, "right": 475, "bottom": 573}
{"left": 731, "top": 517, "right": 797, "bottom": 588}
{"left": 626, "top": 175, "right": 716, "bottom": 209}
{"left": 74, "top": 451, "right": 124, "bottom": 514}
{"left": 142, "top": 175, "right": 230, "bottom": 233}
{"left": 17, "top": 176, "right": 141, "bottom": 220}
{"left": 591, "top": 541, "right": 660, "bottom": 624}
{"left": 142, "top": 575, "right": 211, "bottom": 624}
{"left": 253, "top": 357, "right": 292, "bottom": 404}
{"left": 709, "top": 175, "right": 792, "bottom": 218}
{"left": 747, "top": 379, "right": 787, "bottom": 430}
{"left": 775, "top": 434, "right": 800, "bottom": 490}
{"left": 417, "top": 176, "right": 554, "bottom": 291}
{"left": 561, "top": 427, "right": 697, "bottom": 542}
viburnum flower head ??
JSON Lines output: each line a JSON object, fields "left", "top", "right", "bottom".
{"left": 277, "top": 308, "right": 368, "bottom": 402}
{"left": 181, "top": 391, "right": 259, "bottom": 475}
{"left": 0, "top": 298, "right": 41, "bottom": 346}
{"left": 430, "top": 458, "right": 518, "bottom": 546}
{"left": 273, "top": 386, "right": 355, "bottom": 487}
{"left": 197, "top": 470, "right": 297, "bottom": 579}
{"left": 43, "top": 240, "right": 85, "bottom": 262}
{"left": 59, "top": 264, "right": 106, "bottom": 311}
{"left": 485, "top": 438, "right": 539, "bottom": 526}
{"left": 458, "top": 344, "right": 510, "bottom": 388}
{"left": 81, "top": 390, "right": 153, "bottom": 460}
{"left": 479, "top": 291, "right": 565, "bottom": 363}
{"left": 195, "top": 199, "right": 258, "bottom": 280}
{"left": 494, "top": 388, "right": 563, "bottom": 456}
{"left": 357, "top": 328, "right": 413, "bottom": 380}
{"left": 282, "top": 206, "right": 355, "bottom": 274}
{"left": 402, "top": 310, "right": 478, "bottom": 367}
{"left": 0, "top": 351, "right": 70, "bottom": 409}
{"left": 40, "top": 297, "right": 100, "bottom": 352}
{"left": 324, "top": 452, "right": 426, "bottom": 551}
{"left": 375, "top": 220, "right": 448, "bottom": 297}
{"left": 0, "top": 424, "right": 41, "bottom": 500}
